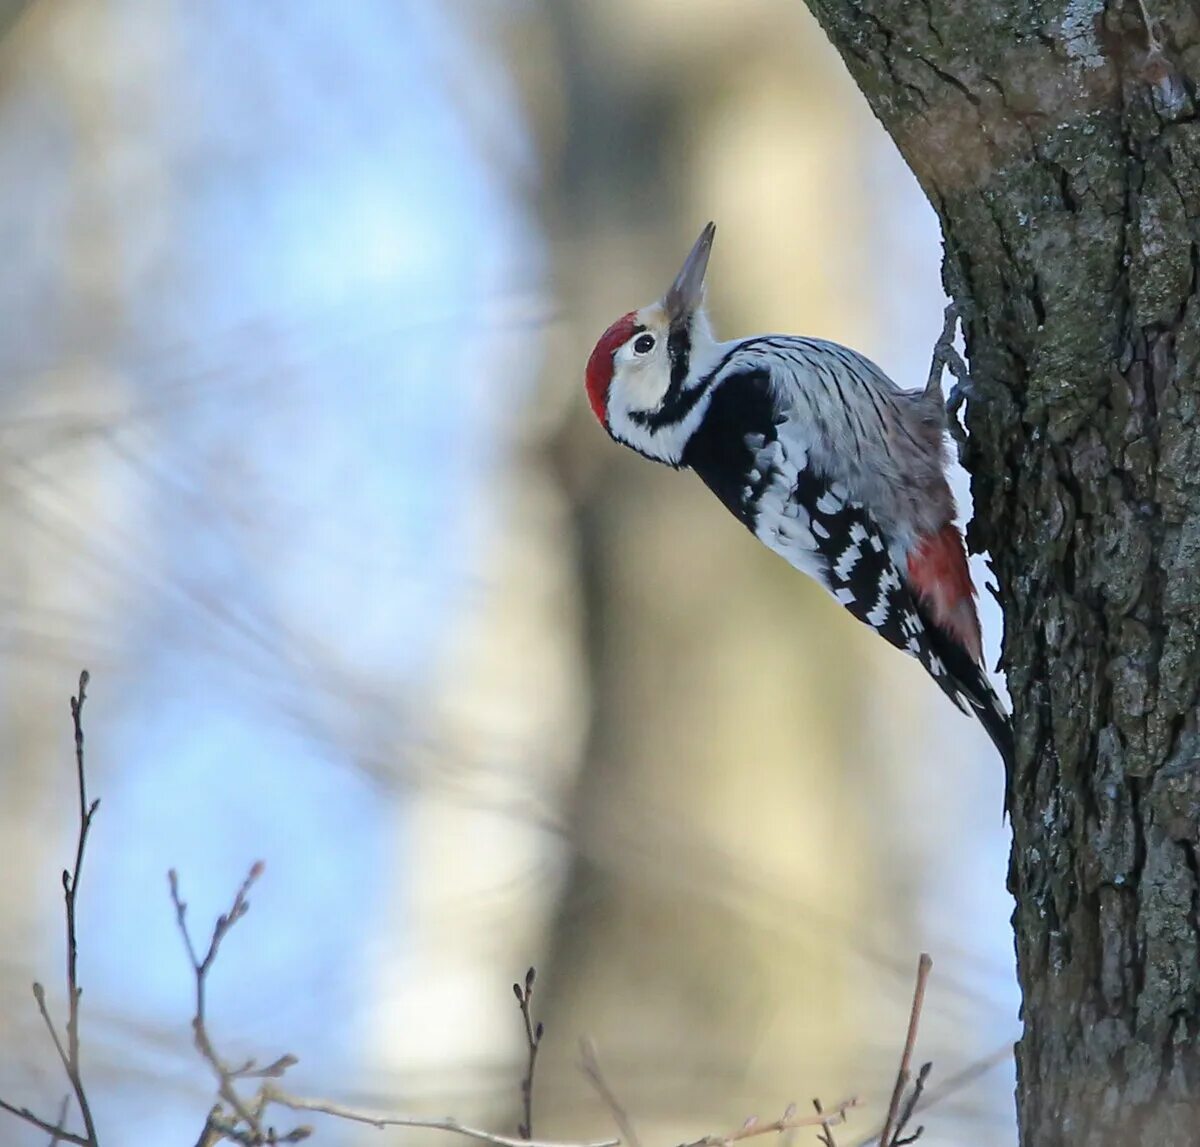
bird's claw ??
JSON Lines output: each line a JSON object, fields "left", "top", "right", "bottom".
{"left": 927, "top": 303, "right": 973, "bottom": 467}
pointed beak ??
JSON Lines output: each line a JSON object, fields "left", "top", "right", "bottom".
{"left": 663, "top": 222, "right": 715, "bottom": 323}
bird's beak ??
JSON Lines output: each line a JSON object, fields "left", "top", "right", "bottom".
{"left": 663, "top": 222, "right": 715, "bottom": 323}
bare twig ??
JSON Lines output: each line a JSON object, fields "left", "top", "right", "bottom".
{"left": 264, "top": 1087, "right": 620, "bottom": 1147}
{"left": 813, "top": 1098, "right": 840, "bottom": 1147}
{"left": 0, "top": 1098, "right": 88, "bottom": 1147}
{"left": 63, "top": 671, "right": 100, "bottom": 1146}
{"left": 850, "top": 1041, "right": 1011, "bottom": 1147}
{"left": 878, "top": 954, "right": 932, "bottom": 1147}
{"left": 47, "top": 1094, "right": 72, "bottom": 1147}
{"left": 889, "top": 1062, "right": 930, "bottom": 1147}
{"left": 170, "top": 861, "right": 287, "bottom": 1141}
{"left": 579, "top": 1038, "right": 642, "bottom": 1147}
{"left": 514, "top": 966, "right": 544, "bottom": 1139}
{"left": 675, "top": 1098, "right": 859, "bottom": 1147}
{"left": 173, "top": 871, "right": 624, "bottom": 1147}
{"left": 32, "top": 981, "right": 72, "bottom": 1079}
{"left": 200, "top": 1108, "right": 311, "bottom": 1145}
{"left": 0, "top": 670, "right": 100, "bottom": 1147}
{"left": 7, "top": 670, "right": 916, "bottom": 1147}
{"left": 40, "top": 671, "right": 103, "bottom": 1146}
{"left": 191, "top": 1104, "right": 224, "bottom": 1147}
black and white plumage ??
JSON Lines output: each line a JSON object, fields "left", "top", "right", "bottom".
{"left": 585, "top": 222, "right": 1012, "bottom": 783}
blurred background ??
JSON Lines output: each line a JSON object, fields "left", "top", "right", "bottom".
{"left": 0, "top": 1, "right": 1018, "bottom": 1144}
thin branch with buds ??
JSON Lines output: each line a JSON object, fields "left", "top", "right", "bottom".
{"left": 812, "top": 1098, "right": 840, "bottom": 1147}
{"left": 0, "top": 670, "right": 99, "bottom": 1147}
{"left": 172, "top": 866, "right": 621, "bottom": 1147}
{"left": 262, "top": 1088, "right": 620, "bottom": 1147}
{"left": 0, "top": 671, "right": 955, "bottom": 1147}
{"left": 876, "top": 953, "right": 933, "bottom": 1147}
{"left": 170, "top": 862, "right": 310, "bottom": 1144}
{"left": 674, "top": 1098, "right": 859, "bottom": 1147}
{"left": 62, "top": 671, "right": 101, "bottom": 1145}
{"left": 887, "top": 1064, "right": 930, "bottom": 1147}
{"left": 514, "top": 966, "right": 545, "bottom": 1139}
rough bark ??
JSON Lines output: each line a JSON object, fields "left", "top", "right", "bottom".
{"left": 800, "top": 2, "right": 1200, "bottom": 1144}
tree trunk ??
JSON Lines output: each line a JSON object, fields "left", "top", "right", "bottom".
{"left": 800, "top": 2, "right": 1200, "bottom": 1144}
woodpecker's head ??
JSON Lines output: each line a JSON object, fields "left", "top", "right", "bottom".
{"left": 585, "top": 222, "right": 720, "bottom": 465}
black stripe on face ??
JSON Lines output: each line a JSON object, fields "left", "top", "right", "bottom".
{"left": 668, "top": 321, "right": 691, "bottom": 388}
{"left": 628, "top": 318, "right": 700, "bottom": 432}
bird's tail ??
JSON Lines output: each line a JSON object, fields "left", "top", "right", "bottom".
{"left": 920, "top": 612, "right": 1015, "bottom": 817}
{"left": 961, "top": 674, "right": 1015, "bottom": 817}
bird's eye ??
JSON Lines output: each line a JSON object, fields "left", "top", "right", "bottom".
{"left": 633, "top": 333, "right": 655, "bottom": 355}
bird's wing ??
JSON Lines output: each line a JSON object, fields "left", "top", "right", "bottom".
{"left": 683, "top": 368, "right": 1013, "bottom": 774}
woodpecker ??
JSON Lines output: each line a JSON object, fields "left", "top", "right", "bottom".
{"left": 585, "top": 222, "right": 1013, "bottom": 781}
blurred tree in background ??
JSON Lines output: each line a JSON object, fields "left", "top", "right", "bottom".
{"left": 0, "top": 3, "right": 1014, "bottom": 1146}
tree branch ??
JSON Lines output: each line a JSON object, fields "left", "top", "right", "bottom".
{"left": 0, "top": 669, "right": 99, "bottom": 1147}
{"left": 170, "top": 862, "right": 277, "bottom": 1139}
{"left": 60, "top": 670, "right": 100, "bottom": 1144}
{"left": 0, "top": 1098, "right": 88, "bottom": 1147}
{"left": 514, "top": 966, "right": 545, "bottom": 1139}
{"left": 813, "top": 1098, "right": 841, "bottom": 1147}
{"left": 264, "top": 1087, "right": 620, "bottom": 1147}
{"left": 877, "top": 954, "right": 932, "bottom": 1147}
{"left": 46, "top": 1094, "right": 73, "bottom": 1147}
{"left": 674, "top": 1098, "right": 859, "bottom": 1147}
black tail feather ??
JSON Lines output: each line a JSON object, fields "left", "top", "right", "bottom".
{"left": 965, "top": 681, "right": 1015, "bottom": 817}
{"left": 920, "top": 611, "right": 1014, "bottom": 816}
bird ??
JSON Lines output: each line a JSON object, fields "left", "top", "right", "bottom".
{"left": 584, "top": 222, "right": 1013, "bottom": 787}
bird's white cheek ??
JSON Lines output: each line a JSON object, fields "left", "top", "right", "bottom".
{"left": 621, "top": 361, "right": 670, "bottom": 413}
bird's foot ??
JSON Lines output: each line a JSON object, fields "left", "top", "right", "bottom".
{"left": 926, "top": 302, "right": 974, "bottom": 467}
